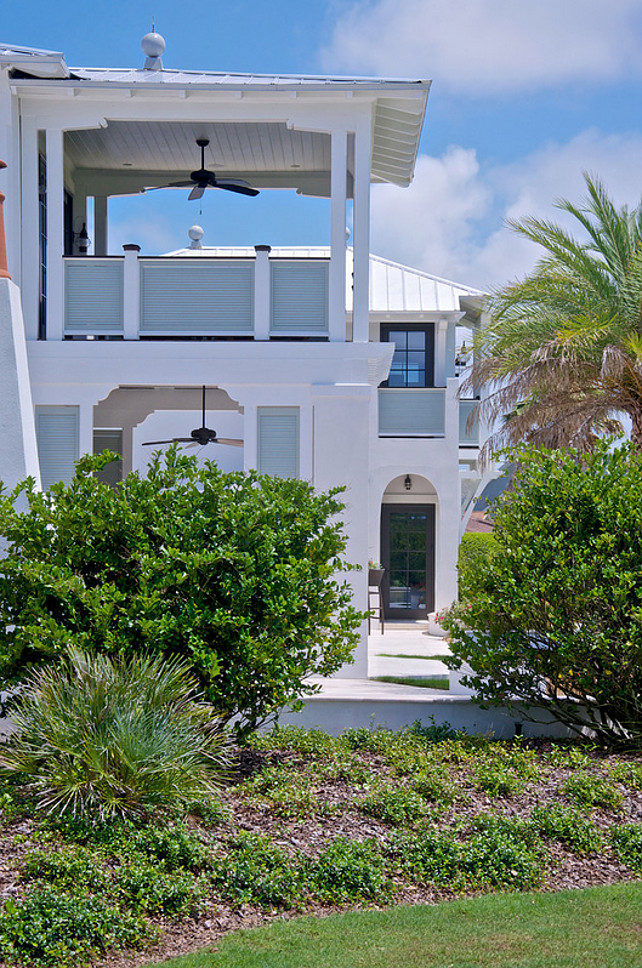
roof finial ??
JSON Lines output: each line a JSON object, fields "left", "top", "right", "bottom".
{"left": 141, "top": 24, "right": 165, "bottom": 71}
{"left": 188, "top": 224, "right": 204, "bottom": 249}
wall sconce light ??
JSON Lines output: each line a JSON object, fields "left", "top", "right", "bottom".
{"left": 404, "top": 474, "right": 412, "bottom": 491}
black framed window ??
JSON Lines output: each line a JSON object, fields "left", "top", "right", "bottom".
{"left": 381, "top": 323, "right": 434, "bottom": 387}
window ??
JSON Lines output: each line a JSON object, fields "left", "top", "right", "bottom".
{"left": 257, "top": 407, "right": 300, "bottom": 478}
{"left": 381, "top": 324, "right": 434, "bottom": 388}
{"left": 35, "top": 406, "right": 79, "bottom": 489}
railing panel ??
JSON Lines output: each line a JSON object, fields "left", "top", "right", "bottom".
{"left": 459, "top": 399, "right": 480, "bottom": 446}
{"left": 378, "top": 388, "right": 446, "bottom": 435}
{"left": 64, "top": 258, "right": 124, "bottom": 334}
{"left": 270, "top": 260, "right": 329, "bottom": 334}
{"left": 140, "top": 260, "right": 254, "bottom": 334}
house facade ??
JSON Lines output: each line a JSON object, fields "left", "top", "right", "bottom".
{"left": 0, "top": 38, "right": 485, "bottom": 676}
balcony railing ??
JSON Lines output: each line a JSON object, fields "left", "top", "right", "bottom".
{"left": 63, "top": 253, "right": 330, "bottom": 339}
{"left": 378, "top": 388, "right": 446, "bottom": 436}
{"left": 459, "top": 399, "right": 480, "bottom": 446}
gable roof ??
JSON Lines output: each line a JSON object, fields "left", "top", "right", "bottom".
{"left": 163, "top": 245, "right": 485, "bottom": 318}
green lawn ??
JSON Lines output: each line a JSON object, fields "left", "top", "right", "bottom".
{"left": 376, "top": 653, "right": 451, "bottom": 661}
{"left": 148, "top": 882, "right": 642, "bottom": 968}
{"left": 373, "top": 674, "right": 450, "bottom": 689}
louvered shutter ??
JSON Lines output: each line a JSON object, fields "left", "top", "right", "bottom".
{"left": 257, "top": 407, "right": 300, "bottom": 478}
{"left": 270, "top": 261, "right": 329, "bottom": 334}
{"left": 378, "top": 389, "right": 446, "bottom": 435}
{"left": 140, "top": 261, "right": 254, "bottom": 333}
{"left": 36, "top": 406, "right": 79, "bottom": 488}
{"left": 64, "top": 260, "right": 124, "bottom": 334}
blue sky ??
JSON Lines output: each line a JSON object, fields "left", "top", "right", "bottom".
{"left": 4, "top": 0, "right": 642, "bottom": 290}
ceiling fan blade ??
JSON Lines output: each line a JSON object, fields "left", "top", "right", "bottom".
{"left": 142, "top": 438, "right": 195, "bottom": 446}
{"left": 188, "top": 184, "right": 206, "bottom": 200}
{"left": 217, "top": 182, "right": 260, "bottom": 197}
{"left": 212, "top": 437, "right": 244, "bottom": 447}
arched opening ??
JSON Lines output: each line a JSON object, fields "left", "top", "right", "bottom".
{"left": 380, "top": 474, "right": 436, "bottom": 620}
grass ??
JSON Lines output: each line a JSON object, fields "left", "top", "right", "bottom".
{"left": 143, "top": 882, "right": 642, "bottom": 967}
{"left": 373, "top": 675, "right": 449, "bottom": 689}
{"left": 375, "top": 653, "right": 451, "bottom": 661}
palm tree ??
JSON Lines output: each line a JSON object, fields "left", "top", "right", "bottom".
{"left": 469, "top": 174, "right": 642, "bottom": 457}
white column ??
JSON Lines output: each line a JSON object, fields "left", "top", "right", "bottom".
{"left": 329, "top": 129, "right": 347, "bottom": 342}
{"left": 352, "top": 117, "right": 371, "bottom": 343}
{"left": 45, "top": 127, "right": 64, "bottom": 341}
{"left": 78, "top": 399, "right": 94, "bottom": 460}
{"left": 122, "top": 244, "right": 140, "bottom": 339}
{"left": 253, "top": 244, "right": 271, "bottom": 340}
{"left": 94, "top": 195, "right": 108, "bottom": 256}
{"left": 20, "top": 119, "right": 39, "bottom": 339}
{"left": 435, "top": 318, "right": 448, "bottom": 385}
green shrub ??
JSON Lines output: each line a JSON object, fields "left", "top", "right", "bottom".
{"left": 211, "top": 833, "right": 308, "bottom": 909}
{"left": 608, "top": 761, "right": 642, "bottom": 791}
{"left": 358, "top": 784, "right": 431, "bottom": 825}
{"left": 248, "top": 726, "right": 339, "bottom": 757}
{"left": 404, "top": 717, "right": 463, "bottom": 743}
{"left": 0, "top": 887, "right": 152, "bottom": 967}
{"left": 0, "top": 449, "right": 364, "bottom": 737}
{"left": 311, "top": 837, "right": 391, "bottom": 903}
{"left": 21, "top": 846, "right": 110, "bottom": 894}
{"left": 115, "top": 863, "right": 204, "bottom": 917}
{"left": 611, "top": 824, "right": 642, "bottom": 873}
{"left": 531, "top": 804, "right": 603, "bottom": 854}
{"left": 240, "top": 764, "right": 327, "bottom": 819}
{"left": 473, "top": 763, "right": 525, "bottom": 798}
{"left": 391, "top": 818, "right": 545, "bottom": 892}
{"left": 457, "top": 532, "right": 498, "bottom": 604}
{"left": 341, "top": 725, "right": 397, "bottom": 754}
{"left": 563, "top": 773, "right": 624, "bottom": 811}
{"left": 0, "top": 651, "right": 232, "bottom": 821}
{"left": 410, "top": 768, "right": 457, "bottom": 806}
{"left": 443, "top": 441, "right": 642, "bottom": 747}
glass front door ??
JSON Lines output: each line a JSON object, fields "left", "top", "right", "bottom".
{"left": 381, "top": 504, "right": 435, "bottom": 619}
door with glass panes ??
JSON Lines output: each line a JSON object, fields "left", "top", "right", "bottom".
{"left": 381, "top": 504, "right": 435, "bottom": 619}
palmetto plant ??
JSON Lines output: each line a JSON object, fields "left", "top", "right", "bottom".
{"left": 469, "top": 174, "right": 642, "bottom": 457}
{"left": 0, "top": 651, "right": 232, "bottom": 820}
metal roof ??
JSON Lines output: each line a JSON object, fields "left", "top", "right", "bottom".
{"left": 163, "top": 245, "right": 485, "bottom": 316}
{"left": 0, "top": 42, "right": 68, "bottom": 77}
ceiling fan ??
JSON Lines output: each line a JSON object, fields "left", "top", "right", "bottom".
{"left": 142, "top": 386, "right": 244, "bottom": 448}
{"left": 147, "top": 138, "right": 259, "bottom": 200}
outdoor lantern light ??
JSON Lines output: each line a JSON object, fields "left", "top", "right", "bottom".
{"left": 404, "top": 474, "right": 412, "bottom": 491}
{"left": 76, "top": 222, "right": 90, "bottom": 254}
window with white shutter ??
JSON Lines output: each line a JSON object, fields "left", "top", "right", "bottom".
{"left": 35, "top": 406, "right": 79, "bottom": 488}
{"left": 257, "top": 407, "right": 300, "bottom": 478}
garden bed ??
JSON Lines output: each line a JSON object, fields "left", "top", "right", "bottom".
{"left": 0, "top": 724, "right": 640, "bottom": 967}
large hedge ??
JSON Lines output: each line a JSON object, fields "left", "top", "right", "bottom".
{"left": 443, "top": 441, "right": 642, "bottom": 746}
{"left": 0, "top": 448, "right": 364, "bottom": 736}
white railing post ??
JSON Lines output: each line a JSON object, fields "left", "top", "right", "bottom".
{"left": 122, "top": 244, "right": 140, "bottom": 339}
{"left": 352, "top": 116, "right": 371, "bottom": 343}
{"left": 254, "top": 244, "right": 271, "bottom": 340}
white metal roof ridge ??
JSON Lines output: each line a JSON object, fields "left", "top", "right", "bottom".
{"left": 58, "top": 67, "right": 431, "bottom": 89}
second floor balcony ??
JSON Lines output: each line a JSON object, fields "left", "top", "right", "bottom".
{"left": 62, "top": 250, "right": 331, "bottom": 340}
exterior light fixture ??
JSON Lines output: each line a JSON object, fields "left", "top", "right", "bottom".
{"left": 404, "top": 474, "right": 412, "bottom": 491}
{"left": 76, "top": 222, "right": 90, "bottom": 254}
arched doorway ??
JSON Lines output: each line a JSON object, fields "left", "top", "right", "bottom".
{"left": 381, "top": 475, "right": 436, "bottom": 620}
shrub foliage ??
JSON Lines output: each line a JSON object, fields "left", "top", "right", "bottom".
{"left": 0, "top": 448, "right": 364, "bottom": 735}
{"left": 443, "top": 441, "right": 642, "bottom": 746}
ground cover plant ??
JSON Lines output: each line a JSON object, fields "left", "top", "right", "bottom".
{"left": 0, "top": 448, "right": 364, "bottom": 737}
{"left": 0, "top": 724, "right": 639, "bottom": 966}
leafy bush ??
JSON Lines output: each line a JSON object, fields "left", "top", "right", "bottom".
{"left": 311, "top": 837, "right": 391, "bottom": 903}
{"left": 0, "top": 651, "right": 232, "bottom": 820}
{"left": 240, "top": 765, "right": 326, "bottom": 819}
{"left": 611, "top": 824, "right": 642, "bottom": 873}
{"left": 562, "top": 773, "right": 624, "bottom": 811}
{"left": 248, "top": 726, "right": 339, "bottom": 757}
{"left": 442, "top": 441, "right": 642, "bottom": 747}
{"left": 457, "top": 532, "right": 498, "bottom": 604}
{"left": 358, "top": 783, "right": 431, "bottom": 825}
{"left": 473, "top": 763, "right": 525, "bottom": 798}
{"left": 410, "top": 768, "right": 457, "bottom": 806}
{"left": 608, "top": 761, "right": 642, "bottom": 791}
{"left": 0, "top": 449, "right": 365, "bottom": 736}
{"left": 391, "top": 816, "right": 544, "bottom": 892}
{"left": 115, "top": 863, "right": 204, "bottom": 917}
{"left": 21, "top": 846, "right": 110, "bottom": 894}
{"left": 0, "top": 887, "right": 152, "bottom": 967}
{"left": 531, "top": 805, "right": 603, "bottom": 854}
{"left": 211, "top": 833, "right": 308, "bottom": 909}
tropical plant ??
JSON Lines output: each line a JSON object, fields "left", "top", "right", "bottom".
{"left": 469, "top": 174, "right": 642, "bottom": 457}
{"left": 0, "top": 650, "right": 232, "bottom": 819}
{"left": 0, "top": 447, "right": 364, "bottom": 736}
{"left": 441, "top": 440, "right": 642, "bottom": 747}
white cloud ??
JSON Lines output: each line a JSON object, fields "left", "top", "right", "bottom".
{"left": 370, "top": 130, "right": 642, "bottom": 290}
{"left": 322, "top": 0, "right": 642, "bottom": 94}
